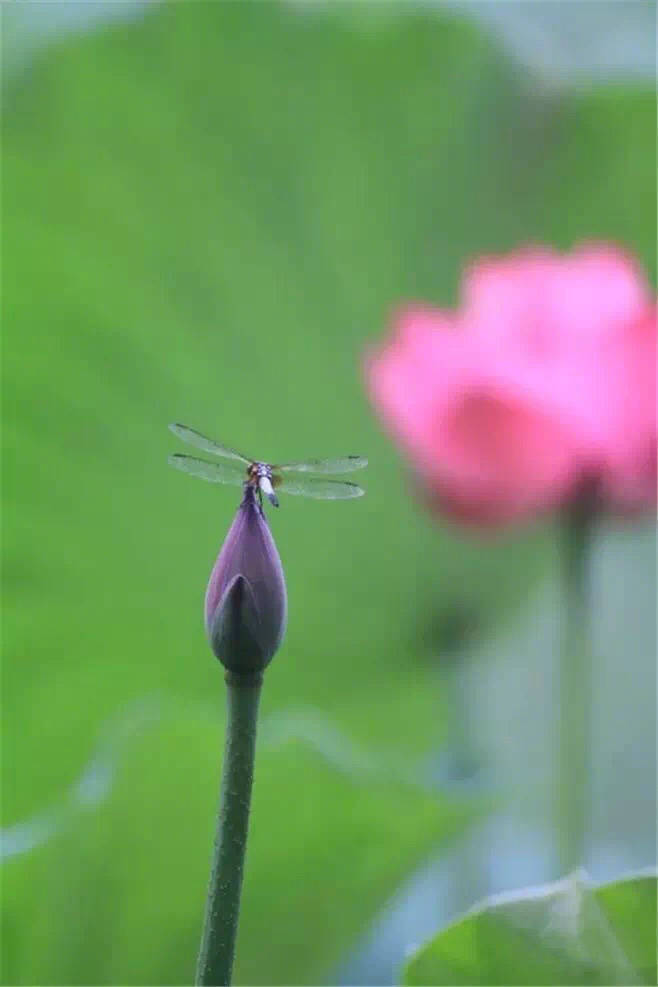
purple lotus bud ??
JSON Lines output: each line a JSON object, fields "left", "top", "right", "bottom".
{"left": 204, "top": 487, "right": 287, "bottom": 676}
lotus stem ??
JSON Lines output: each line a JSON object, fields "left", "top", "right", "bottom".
{"left": 196, "top": 672, "right": 263, "bottom": 986}
{"left": 557, "top": 500, "right": 593, "bottom": 875}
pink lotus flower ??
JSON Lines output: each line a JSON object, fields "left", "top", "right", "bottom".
{"left": 367, "top": 243, "right": 657, "bottom": 525}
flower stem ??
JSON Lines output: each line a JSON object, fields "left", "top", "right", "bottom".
{"left": 196, "top": 672, "right": 263, "bottom": 986}
{"left": 557, "top": 501, "right": 593, "bottom": 875}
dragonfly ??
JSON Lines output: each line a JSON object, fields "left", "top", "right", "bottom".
{"left": 168, "top": 423, "right": 367, "bottom": 507}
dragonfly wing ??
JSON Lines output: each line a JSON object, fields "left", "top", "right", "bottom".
{"left": 274, "top": 476, "right": 365, "bottom": 499}
{"left": 169, "top": 423, "right": 251, "bottom": 465}
{"left": 276, "top": 455, "right": 368, "bottom": 474}
{"left": 168, "top": 454, "right": 246, "bottom": 487}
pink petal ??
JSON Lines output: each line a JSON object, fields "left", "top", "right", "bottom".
{"left": 427, "top": 390, "right": 583, "bottom": 524}
{"left": 462, "top": 242, "right": 650, "bottom": 352}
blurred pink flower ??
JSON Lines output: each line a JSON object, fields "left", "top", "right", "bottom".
{"left": 367, "top": 243, "right": 657, "bottom": 525}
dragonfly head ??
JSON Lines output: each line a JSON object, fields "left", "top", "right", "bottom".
{"left": 255, "top": 462, "right": 279, "bottom": 508}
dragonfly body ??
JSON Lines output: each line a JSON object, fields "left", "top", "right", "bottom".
{"left": 249, "top": 461, "right": 279, "bottom": 507}
{"left": 168, "top": 423, "right": 367, "bottom": 506}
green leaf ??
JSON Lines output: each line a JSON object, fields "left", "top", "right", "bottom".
{"left": 404, "top": 870, "right": 658, "bottom": 986}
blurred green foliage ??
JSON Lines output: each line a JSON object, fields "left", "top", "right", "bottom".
{"left": 2, "top": 3, "right": 654, "bottom": 985}
{"left": 404, "top": 871, "right": 658, "bottom": 985}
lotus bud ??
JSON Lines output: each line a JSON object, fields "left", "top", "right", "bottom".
{"left": 204, "top": 486, "right": 287, "bottom": 677}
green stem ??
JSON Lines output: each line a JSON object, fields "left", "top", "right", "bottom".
{"left": 557, "top": 502, "right": 593, "bottom": 875}
{"left": 196, "top": 672, "right": 263, "bottom": 986}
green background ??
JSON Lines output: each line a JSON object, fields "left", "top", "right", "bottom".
{"left": 2, "top": 3, "right": 655, "bottom": 984}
